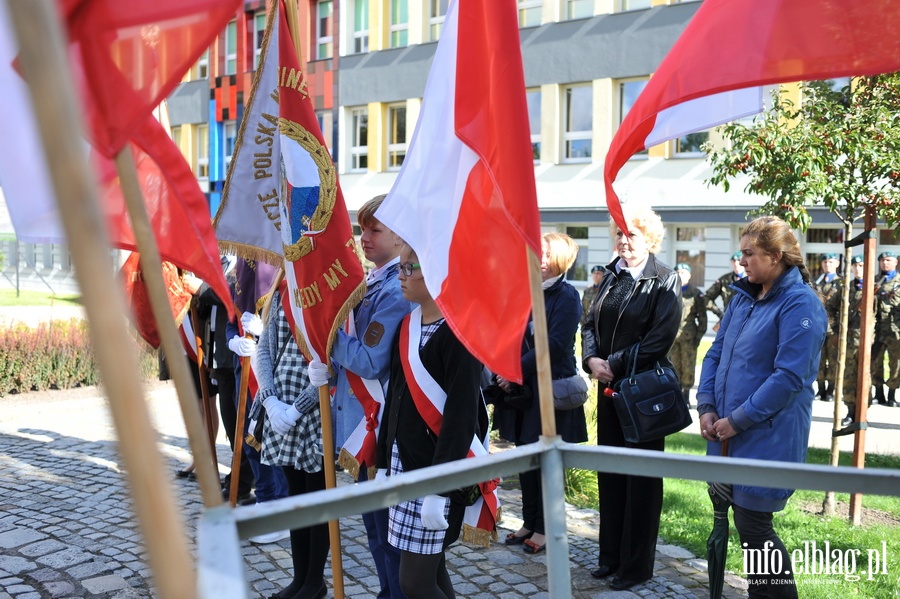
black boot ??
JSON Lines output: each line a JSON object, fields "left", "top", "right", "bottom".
{"left": 816, "top": 381, "right": 827, "bottom": 401}
{"left": 681, "top": 388, "right": 691, "bottom": 404}
{"left": 840, "top": 406, "right": 855, "bottom": 427}
{"left": 874, "top": 385, "right": 886, "bottom": 405}
{"left": 887, "top": 388, "right": 898, "bottom": 408}
{"left": 822, "top": 381, "right": 834, "bottom": 402}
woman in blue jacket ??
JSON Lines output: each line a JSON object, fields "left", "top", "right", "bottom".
{"left": 697, "top": 215, "right": 827, "bottom": 599}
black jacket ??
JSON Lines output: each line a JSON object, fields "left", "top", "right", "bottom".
{"left": 582, "top": 254, "right": 682, "bottom": 381}
{"left": 495, "top": 276, "right": 588, "bottom": 445}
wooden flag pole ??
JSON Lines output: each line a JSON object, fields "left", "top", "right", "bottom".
{"left": 229, "top": 350, "right": 253, "bottom": 507}
{"left": 5, "top": 0, "right": 197, "bottom": 597}
{"left": 526, "top": 248, "right": 557, "bottom": 439}
{"left": 281, "top": 0, "right": 345, "bottom": 595}
{"left": 190, "top": 301, "right": 220, "bottom": 474}
{"left": 115, "top": 148, "right": 224, "bottom": 510}
{"left": 318, "top": 384, "right": 345, "bottom": 599}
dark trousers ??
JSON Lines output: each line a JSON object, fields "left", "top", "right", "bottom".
{"left": 733, "top": 505, "right": 797, "bottom": 599}
{"left": 358, "top": 468, "right": 406, "bottom": 599}
{"left": 281, "top": 465, "right": 329, "bottom": 596}
{"left": 519, "top": 465, "right": 545, "bottom": 535}
{"left": 215, "top": 366, "right": 254, "bottom": 495}
{"left": 596, "top": 394, "right": 664, "bottom": 582}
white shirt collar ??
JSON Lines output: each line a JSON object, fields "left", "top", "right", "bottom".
{"left": 615, "top": 257, "right": 647, "bottom": 280}
{"left": 367, "top": 256, "right": 400, "bottom": 284}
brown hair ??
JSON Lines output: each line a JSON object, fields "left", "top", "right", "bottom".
{"left": 741, "top": 215, "right": 813, "bottom": 284}
{"left": 542, "top": 232, "right": 579, "bottom": 276}
{"left": 357, "top": 193, "right": 387, "bottom": 228}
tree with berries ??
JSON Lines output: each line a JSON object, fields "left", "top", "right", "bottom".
{"left": 706, "top": 74, "right": 900, "bottom": 520}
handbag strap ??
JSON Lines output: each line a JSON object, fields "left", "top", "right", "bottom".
{"left": 626, "top": 340, "right": 641, "bottom": 379}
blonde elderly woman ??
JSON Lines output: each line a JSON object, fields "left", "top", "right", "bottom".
{"left": 494, "top": 232, "right": 587, "bottom": 555}
{"left": 581, "top": 204, "right": 682, "bottom": 591}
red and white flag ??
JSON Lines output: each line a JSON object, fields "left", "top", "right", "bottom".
{"left": 605, "top": 0, "right": 900, "bottom": 234}
{"left": 276, "top": 0, "right": 365, "bottom": 362}
{"left": 375, "top": 0, "right": 540, "bottom": 383}
{"left": 0, "top": 5, "right": 64, "bottom": 244}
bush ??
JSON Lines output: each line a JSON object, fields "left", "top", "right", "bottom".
{"left": 0, "top": 319, "right": 156, "bottom": 396}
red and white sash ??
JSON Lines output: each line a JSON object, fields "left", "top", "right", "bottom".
{"left": 338, "top": 311, "right": 385, "bottom": 480}
{"left": 179, "top": 315, "right": 198, "bottom": 363}
{"left": 398, "top": 308, "right": 499, "bottom": 547}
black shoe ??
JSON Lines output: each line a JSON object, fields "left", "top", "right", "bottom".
{"left": 590, "top": 565, "right": 617, "bottom": 579}
{"left": 609, "top": 577, "right": 647, "bottom": 591}
{"left": 841, "top": 414, "right": 853, "bottom": 427}
{"left": 887, "top": 400, "right": 900, "bottom": 408}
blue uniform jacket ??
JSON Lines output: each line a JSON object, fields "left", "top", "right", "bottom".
{"left": 697, "top": 265, "right": 827, "bottom": 512}
{"left": 329, "top": 262, "right": 414, "bottom": 466}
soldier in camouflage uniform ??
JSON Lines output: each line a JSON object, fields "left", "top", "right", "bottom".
{"left": 705, "top": 251, "right": 745, "bottom": 331}
{"left": 671, "top": 263, "right": 706, "bottom": 403}
{"left": 828, "top": 256, "right": 865, "bottom": 427}
{"left": 872, "top": 251, "right": 900, "bottom": 407}
{"left": 814, "top": 253, "right": 842, "bottom": 401}
{"left": 581, "top": 265, "right": 604, "bottom": 332}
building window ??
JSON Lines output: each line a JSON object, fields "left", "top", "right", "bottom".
{"left": 675, "top": 227, "right": 707, "bottom": 285}
{"left": 349, "top": 107, "right": 368, "bottom": 172}
{"left": 390, "top": 0, "right": 408, "bottom": 48}
{"left": 225, "top": 21, "right": 237, "bottom": 75}
{"left": 171, "top": 126, "right": 182, "bottom": 150}
{"left": 675, "top": 132, "right": 709, "bottom": 156}
{"left": 619, "top": 78, "right": 648, "bottom": 156}
{"left": 518, "top": 0, "right": 542, "bottom": 27}
{"left": 563, "top": 84, "right": 592, "bottom": 162}
{"left": 254, "top": 11, "right": 266, "bottom": 67}
{"left": 317, "top": 0, "right": 333, "bottom": 60}
{"left": 565, "top": 226, "right": 589, "bottom": 281}
{"left": 196, "top": 124, "right": 209, "bottom": 180}
{"left": 387, "top": 103, "right": 407, "bottom": 170}
{"left": 224, "top": 120, "right": 237, "bottom": 169}
{"left": 317, "top": 110, "right": 333, "bottom": 156}
{"left": 429, "top": 0, "right": 449, "bottom": 41}
{"left": 621, "top": 0, "right": 652, "bottom": 11}
{"left": 352, "top": 0, "right": 369, "bottom": 53}
{"left": 196, "top": 49, "right": 209, "bottom": 79}
{"left": 567, "top": 0, "right": 594, "bottom": 19}
{"left": 526, "top": 88, "right": 541, "bottom": 163}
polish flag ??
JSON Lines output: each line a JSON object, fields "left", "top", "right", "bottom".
{"left": 375, "top": 0, "right": 540, "bottom": 383}
{"left": 605, "top": 0, "right": 900, "bottom": 234}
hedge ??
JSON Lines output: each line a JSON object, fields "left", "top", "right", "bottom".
{"left": 0, "top": 319, "right": 157, "bottom": 396}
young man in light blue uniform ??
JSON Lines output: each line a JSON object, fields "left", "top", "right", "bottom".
{"left": 309, "top": 194, "right": 413, "bottom": 599}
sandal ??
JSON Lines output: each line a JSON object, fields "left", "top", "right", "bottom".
{"left": 522, "top": 538, "right": 545, "bottom": 554}
{"left": 504, "top": 530, "right": 533, "bottom": 545}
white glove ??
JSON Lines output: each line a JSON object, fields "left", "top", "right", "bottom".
{"left": 262, "top": 396, "right": 288, "bottom": 429}
{"left": 308, "top": 360, "right": 330, "bottom": 388}
{"left": 241, "top": 311, "right": 264, "bottom": 337}
{"left": 269, "top": 404, "right": 301, "bottom": 436}
{"left": 228, "top": 335, "right": 257, "bottom": 357}
{"left": 420, "top": 495, "right": 449, "bottom": 531}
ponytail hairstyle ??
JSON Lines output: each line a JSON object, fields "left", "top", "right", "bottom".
{"left": 741, "top": 215, "right": 814, "bottom": 286}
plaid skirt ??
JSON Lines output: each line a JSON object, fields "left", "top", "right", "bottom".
{"left": 387, "top": 443, "right": 450, "bottom": 555}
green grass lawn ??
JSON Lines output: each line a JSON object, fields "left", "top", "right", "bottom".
{"left": 0, "top": 289, "right": 82, "bottom": 307}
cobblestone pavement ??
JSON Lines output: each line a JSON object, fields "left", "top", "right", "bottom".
{"left": 0, "top": 383, "right": 753, "bottom": 599}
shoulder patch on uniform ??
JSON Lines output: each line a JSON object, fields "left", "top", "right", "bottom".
{"left": 800, "top": 318, "right": 812, "bottom": 330}
{"left": 363, "top": 321, "right": 386, "bottom": 347}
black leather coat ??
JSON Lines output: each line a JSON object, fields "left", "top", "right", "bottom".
{"left": 581, "top": 253, "right": 682, "bottom": 381}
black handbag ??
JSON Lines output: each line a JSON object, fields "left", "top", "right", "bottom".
{"left": 611, "top": 343, "right": 692, "bottom": 443}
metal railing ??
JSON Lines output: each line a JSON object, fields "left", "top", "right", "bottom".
{"left": 196, "top": 436, "right": 900, "bottom": 598}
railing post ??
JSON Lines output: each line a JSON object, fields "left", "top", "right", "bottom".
{"left": 540, "top": 437, "right": 572, "bottom": 599}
